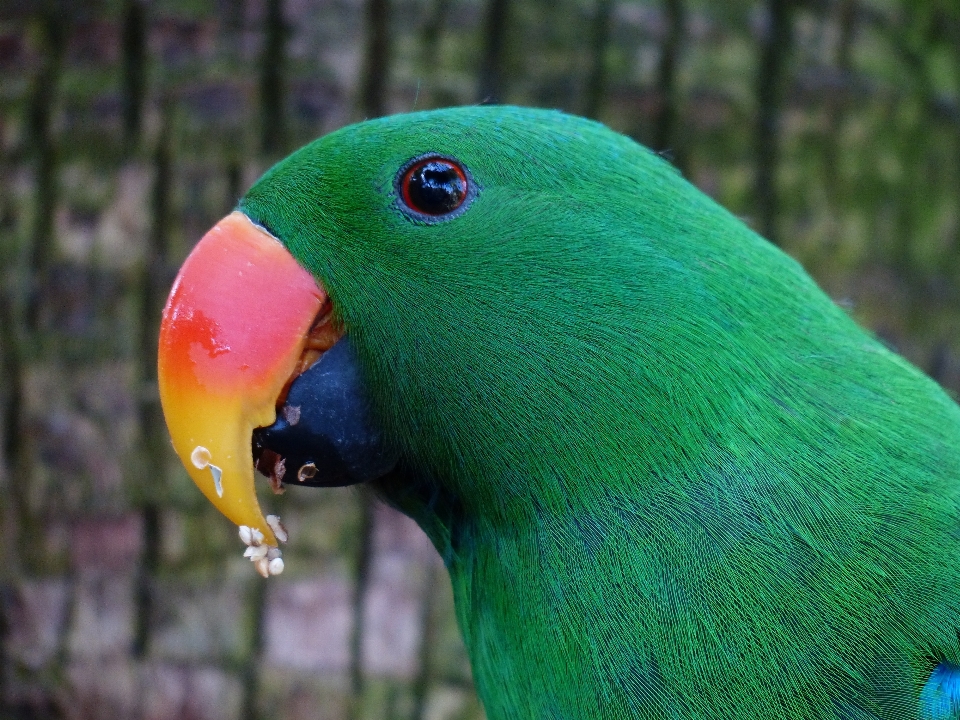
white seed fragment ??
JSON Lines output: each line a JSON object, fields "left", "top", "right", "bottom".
{"left": 238, "top": 520, "right": 284, "bottom": 578}
{"left": 283, "top": 405, "right": 301, "bottom": 426}
{"left": 209, "top": 464, "right": 223, "bottom": 497}
{"left": 252, "top": 545, "right": 270, "bottom": 561}
{"left": 255, "top": 557, "right": 270, "bottom": 578}
{"left": 266, "top": 515, "right": 288, "bottom": 544}
{"left": 191, "top": 446, "right": 212, "bottom": 469}
{"left": 268, "top": 457, "right": 286, "bottom": 495}
{"left": 245, "top": 545, "right": 271, "bottom": 560}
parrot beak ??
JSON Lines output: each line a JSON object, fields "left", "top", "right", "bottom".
{"left": 157, "top": 211, "right": 331, "bottom": 546}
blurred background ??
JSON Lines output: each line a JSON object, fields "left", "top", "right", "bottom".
{"left": 0, "top": 0, "right": 958, "bottom": 718}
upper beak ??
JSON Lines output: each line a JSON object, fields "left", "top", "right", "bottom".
{"left": 157, "top": 212, "right": 326, "bottom": 546}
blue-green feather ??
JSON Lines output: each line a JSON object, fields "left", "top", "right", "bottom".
{"left": 922, "top": 663, "right": 960, "bottom": 720}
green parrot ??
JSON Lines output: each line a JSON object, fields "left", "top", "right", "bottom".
{"left": 157, "top": 105, "right": 960, "bottom": 719}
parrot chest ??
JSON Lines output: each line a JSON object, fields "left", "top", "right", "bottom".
{"left": 441, "top": 489, "right": 955, "bottom": 720}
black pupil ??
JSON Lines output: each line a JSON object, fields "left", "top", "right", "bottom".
{"left": 407, "top": 161, "right": 466, "bottom": 215}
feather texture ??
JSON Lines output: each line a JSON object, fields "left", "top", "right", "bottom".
{"left": 240, "top": 106, "right": 960, "bottom": 719}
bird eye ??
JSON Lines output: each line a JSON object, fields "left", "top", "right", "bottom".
{"left": 396, "top": 155, "right": 472, "bottom": 220}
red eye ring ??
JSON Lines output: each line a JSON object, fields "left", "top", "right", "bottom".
{"left": 397, "top": 155, "right": 472, "bottom": 220}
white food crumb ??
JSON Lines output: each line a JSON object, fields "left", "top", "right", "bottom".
{"left": 191, "top": 446, "right": 211, "bottom": 469}
{"left": 266, "top": 515, "right": 288, "bottom": 543}
{"left": 190, "top": 446, "right": 222, "bottom": 497}
{"left": 283, "top": 405, "right": 301, "bottom": 425}
{"left": 255, "top": 557, "right": 270, "bottom": 578}
{"left": 238, "top": 522, "right": 287, "bottom": 577}
{"left": 209, "top": 464, "right": 223, "bottom": 497}
{"left": 244, "top": 545, "right": 268, "bottom": 561}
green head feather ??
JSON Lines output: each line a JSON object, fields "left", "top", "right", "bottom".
{"left": 241, "top": 106, "right": 960, "bottom": 719}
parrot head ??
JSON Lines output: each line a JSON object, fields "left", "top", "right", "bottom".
{"left": 158, "top": 106, "right": 960, "bottom": 718}
{"left": 160, "top": 105, "right": 825, "bottom": 544}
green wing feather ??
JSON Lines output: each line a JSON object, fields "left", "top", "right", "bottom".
{"left": 241, "top": 106, "right": 960, "bottom": 720}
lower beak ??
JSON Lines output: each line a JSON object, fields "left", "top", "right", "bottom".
{"left": 157, "top": 212, "right": 326, "bottom": 546}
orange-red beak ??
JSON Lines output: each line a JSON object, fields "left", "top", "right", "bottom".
{"left": 158, "top": 212, "right": 325, "bottom": 546}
